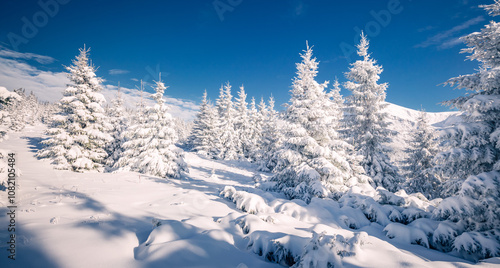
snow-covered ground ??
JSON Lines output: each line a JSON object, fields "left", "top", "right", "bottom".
{"left": 1, "top": 125, "right": 498, "bottom": 268}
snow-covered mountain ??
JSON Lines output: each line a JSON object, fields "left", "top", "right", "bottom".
{"left": 383, "top": 102, "right": 461, "bottom": 166}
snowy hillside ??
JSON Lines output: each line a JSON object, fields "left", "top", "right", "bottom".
{"left": 383, "top": 102, "right": 461, "bottom": 165}
{"left": 1, "top": 125, "right": 499, "bottom": 268}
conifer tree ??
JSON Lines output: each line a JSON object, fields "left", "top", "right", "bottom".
{"left": 433, "top": 2, "right": 500, "bottom": 261}
{"left": 105, "top": 85, "right": 127, "bottom": 167}
{"left": 37, "top": 47, "right": 111, "bottom": 172}
{"left": 214, "top": 82, "right": 238, "bottom": 160}
{"left": 270, "top": 43, "right": 368, "bottom": 203}
{"left": 188, "top": 90, "right": 220, "bottom": 156}
{"left": 344, "top": 33, "right": 401, "bottom": 192}
{"left": 258, "top": 96, "right": 285, "bottom": 171}
{"left": 116, "top": 76, "right": 187, "bottom": 178}
{"left": 245, "top": 97, "right": 262, "bottom": 161}
{"left": 234, "top": 85, "right": 250, "bottom": 157}
{"left": 404, "top": 110, "right": 439, "bottom": 199}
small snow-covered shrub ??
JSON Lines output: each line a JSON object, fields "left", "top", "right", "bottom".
{"left": 384, "top": 222, "right": 429, "bottom": 248}
{"left": 453, "top": 231, "right": 500, "bottom": 262}
{"left": 292, "top": 232, "right": 367, "bottom": 268}
{"left": 376, "top": 188, "right": 405, "bottom": 206}
{"left": 431, "top": 221, "right": 463, "bottom": 252}
{"left": 220, "top": 186, "right": 273, "bottom": 214}
{"left": 401, "top": 207, "right": 430, "bottom": 224}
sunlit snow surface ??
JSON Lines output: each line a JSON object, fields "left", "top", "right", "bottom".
{"left": 0, "top": 124, "right": 498, "bottom": 268}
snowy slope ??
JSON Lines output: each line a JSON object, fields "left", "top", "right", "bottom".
{"left": 383, "top": 102, "right": 461, "bottom": 165}
{"left": 1, "top": 124, "right": 499, "bottom": 267}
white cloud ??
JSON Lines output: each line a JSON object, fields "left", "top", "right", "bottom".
{"left": 0, "top": 47, "right": 56, "bottom": 64}
{"left": 0, "top": 53, "right": 198, "bottom": 121}
{"left": 438, "top": 37, "right": 464, "bottom": 49}
{"left": 108, "top": 69, "right": 130, "bottom": 75}
{"left": 0, "top": 56, "right": 68, "bottom": 102}
{"left": 415, "top": 16, "right": 484, "bottom": 49}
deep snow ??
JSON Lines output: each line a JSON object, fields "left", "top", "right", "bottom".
{"left": 1, "top": 124, "right": 499, "bottom": 268}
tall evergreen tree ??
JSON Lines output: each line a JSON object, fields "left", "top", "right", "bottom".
{"left": 188, "top": 90, "right": 220, "bottom": 156}
{"left": 116, "top": 77, "right": 187, "bottom": 178}
{"left": 404, "top": 110, "right": 440, "bottom": 199}
{"left": 344, "top": 33, "right": 401, "bottom": 192}
{"left": 436, "top": 1, "right": 500, "bottom": 193}
{"left": 234, "top": 85, "right": 250, "bottom": 157}
{"left": 37, "top": 47, "right": 111, "bottom": 172}
{"left": 270, "top": 43, "right": 368, "bottom": 203}
{"left": 258, "top": 96, "right": 285, "bottom": 171}
{"left": 105, "top": 85, "right": 127, "bottom": 167}
{"left": 214, "top": 82, "right": 238, "bottom": 160}
{"left": 245, "top": 97, "right": 262, "bottom": 161}
{"left": 433, "top": 2, "right": 500, "bottom": 261}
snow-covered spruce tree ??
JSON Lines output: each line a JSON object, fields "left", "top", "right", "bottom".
{"left": 173, "top": 118, "right": 192, "bottom": 145}
{"left": 344, "top": 33, "right": 402, "bottom": 192}
{"left": 188, "top": 90, "right": 221, "bottom": 156}
{"left": 269, "top": 43, "right": 368, "bottom": 203}
{"left": 403, "top": 110, "right": 440, "bottom": 199}
{"left": 436, "top": 1, "right": 500, "bottom": 196}
{"left": 37, "top": 47, "right": 112, "bottom": 172}
{"left": 245, "top": 97, "right": 263, "bottom": 161}
{"left": 5, "top": 88, "right": 28, "bottom": 131}
{"left": 257, "top": 96, "right": 286, "bottom": 171}
{"left": 25, "top": 91, "right": 41, "bottom": 125}
{"left": 105, "top": 86, "right": 128, "bottom": 167}
{"left": 234, "top": 85, "right": 250, "bottom": 158}
{"left": 115, "top": 77, "right": 187, "bottom": 178}
{"left": 214, "top": 82, "right": 238, "bottom": 160}
{"left": 432, "top": 1, "right": 500, "bottom": 261}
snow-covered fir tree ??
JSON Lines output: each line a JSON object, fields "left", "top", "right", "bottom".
{"left": 344, "top": 33, "right": 402, "bottom": 192}
{"left": 25, "top": 91, "right": 41, "bottom": 125}
{"left": 173, "top": 118, "right": 192, "bottom": 145}
{"left": 188, "top": 90, "right": 220, "bottom": 156}
{"left": 115, "top": 76, "right": 187, "bottom": 178}
{"left": 257, "top": 96, "right": 285, "bottom": 171}
{"left": 432, "top": 1, "right": 500, "bottom": 261}
{"left": 245, "top": 97, "right": 263, "bottom": 161}
{"left": 234, "top": 85, "right": 250, "bottom": 158}
{"left": 4, "top": 88, "right": 28, "bottom": 131}
{"left": 403, "top": 110, "right": 440, "bottom": 199}
{"left": 105, "top": 85, "right": 128, "bottom": 167}
{"left": 214, "top": 82, "right": 238, "bottom": 160}
{"left": 436, "top": 1, "right": 500, "bottom": 195}
{"left": 270, "top": 43, "right": 368, "bottom": 203}
{"left": 37, "top": 47, "right": 112, "bottom": 172}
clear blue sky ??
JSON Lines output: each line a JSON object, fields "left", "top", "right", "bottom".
{"left": 0, "top": 0, "right": 489, "bottom": 112}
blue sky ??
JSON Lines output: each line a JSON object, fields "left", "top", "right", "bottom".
{"left": 0, "top": 0, "right": 490, "bottom": 112}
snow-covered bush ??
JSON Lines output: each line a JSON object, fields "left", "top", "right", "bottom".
{"left": 221, "top": 186, "right": 273, "bottom": 214}
{"left": 292, "top": 232, "right": 366, "bottom": 268}
{"left": 433, "top": 171, "right": 500, "bottom": 260}
{"left": 384, "top": 222, "right": 430, "bottom": 248}
{"left": 453, "top": 230, "right": 500, "bottom": 262}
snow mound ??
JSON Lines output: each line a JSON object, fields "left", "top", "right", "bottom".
{"left": 384, "top": 222, "right": 429, "bottom": 248}
{"left": 221, "top": 186, "right": 273, "bottom": 214}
